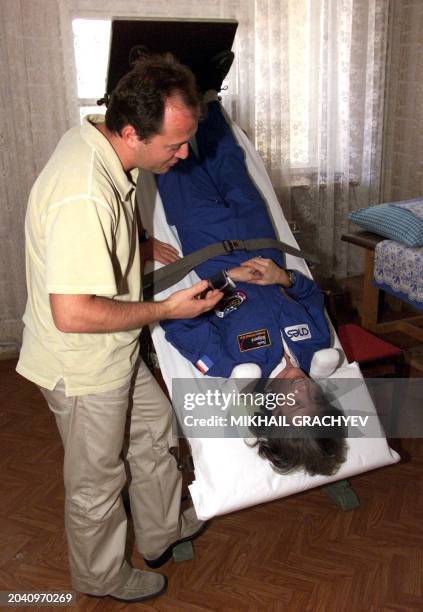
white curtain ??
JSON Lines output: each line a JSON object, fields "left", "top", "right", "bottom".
{"left": 0, "top": 0, "right": 390, "bottom": 346}
{"left": 251, "top": 0, "right": 389, "bottom": 276}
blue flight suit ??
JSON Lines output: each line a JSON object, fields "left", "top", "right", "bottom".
{"left": 157, "top": 102, "right": 330, "bottom": 377}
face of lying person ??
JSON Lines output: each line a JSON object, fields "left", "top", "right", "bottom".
{"left": 269, "top": 367, "right": 326, "bottom": 420}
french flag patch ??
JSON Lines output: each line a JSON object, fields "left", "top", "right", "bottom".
{"left": 195, "top": 355, "right": 214, "bottom": 374}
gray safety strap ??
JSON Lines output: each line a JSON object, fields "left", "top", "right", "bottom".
{"left": 142, "top": 238, "right": 317, "bottom": 297}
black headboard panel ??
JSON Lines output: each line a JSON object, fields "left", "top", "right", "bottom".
{"left": 106, "top": 19, "right": 238, "bottom": 94}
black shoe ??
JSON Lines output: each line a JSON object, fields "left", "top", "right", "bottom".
{"left": 198, "top": 50, "right": 235, "bottom": 93}
{"left": 144, "top": 518, "right": 208, "bottom": 569}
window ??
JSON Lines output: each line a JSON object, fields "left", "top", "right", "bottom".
{"left": 72, "top": 18, "right": 111, "bottom": 122}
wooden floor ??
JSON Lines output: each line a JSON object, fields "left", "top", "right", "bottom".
{"left": 0, "top": 358, "right": 422, "bottom": 612}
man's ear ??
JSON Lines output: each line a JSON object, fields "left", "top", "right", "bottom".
{"left": 120, "top": 124, "right": 140, "bottom": 148}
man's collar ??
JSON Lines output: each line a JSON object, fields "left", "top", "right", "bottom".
{"left": 81, "top": 115, "right": 137, "bottom": 200}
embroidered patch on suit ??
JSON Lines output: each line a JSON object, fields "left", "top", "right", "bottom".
{"left": 283, "top": 323, "right": 312, "bottom": 341}
{"left": 237, "top": 329, "right": 271, "bottom": 352}
{"left": 195, "top": 355, "right": 214, "bottom": 374}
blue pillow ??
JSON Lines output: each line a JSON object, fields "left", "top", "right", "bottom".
{"left": 348, "top": 198, "right": 423, "bottom": 247}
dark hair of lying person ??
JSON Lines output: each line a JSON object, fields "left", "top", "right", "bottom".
{"left": 249, "top": 405, "right": 347, "bottom": 477}
{"left": 105, "top": 53, "right": 200, "bottom": 141}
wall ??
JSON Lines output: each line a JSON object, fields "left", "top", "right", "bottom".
{"left": 0, "top": 0, "right": 70, "bottom": 350}
{"left": 382, "top": 0, "right": 423, "bottom": 201}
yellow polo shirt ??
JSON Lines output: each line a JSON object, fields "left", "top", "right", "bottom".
{"left": 17, "top": 115, "right": 142, "bottom": 396}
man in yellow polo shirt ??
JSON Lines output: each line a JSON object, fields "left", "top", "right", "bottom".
{"left": 17, "top": 55, "right": 222, "bottom": 603}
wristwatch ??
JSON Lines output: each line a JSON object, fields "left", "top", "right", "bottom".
{"left": 208, "top": 270, "right": 236, "bottom": 294}
{"left": 139, "top": 229, "right": 149, "bottom": 244}
{"left": 285, "top": 269, "right": 296, "bottom": 288}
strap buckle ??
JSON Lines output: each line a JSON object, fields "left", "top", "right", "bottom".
{"left": 222, "top": 239, "right": 246, "bottom": 253}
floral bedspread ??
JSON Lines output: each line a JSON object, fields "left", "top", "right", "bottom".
{"left": 373, "top": 240, "right": 423, "bottom": 309}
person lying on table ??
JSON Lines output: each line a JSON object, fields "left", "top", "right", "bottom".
{"left": 145, "top": 90, "right": 347, "bottom": 477}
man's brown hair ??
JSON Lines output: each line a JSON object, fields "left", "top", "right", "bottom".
{"left": 105, "top": 53, "right": 200, "bottom": 140}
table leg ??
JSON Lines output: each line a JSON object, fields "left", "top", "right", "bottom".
{"left": 360, "top": 250, "right": 380, "bottom": 329}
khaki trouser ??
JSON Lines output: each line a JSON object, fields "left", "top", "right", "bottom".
{"left": 39, "top": 359, "right": 182, "bottom": 595}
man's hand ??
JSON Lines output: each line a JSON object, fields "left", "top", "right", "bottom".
{"left": 140, "top": 237, "right": 180, "bottom": 266}
{"left": 162, "top": 280, "right": 223, "bottom": 320}
{"left": 239, "top": 257, "right": 291, "bottom": 287}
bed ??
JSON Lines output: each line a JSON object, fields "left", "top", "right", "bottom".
{"left": 341, "top": 230, "right": 423, "bottom": 344}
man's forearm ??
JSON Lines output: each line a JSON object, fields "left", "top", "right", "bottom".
{"left": 50, "top": 294, "right": 170, "bottom": 333}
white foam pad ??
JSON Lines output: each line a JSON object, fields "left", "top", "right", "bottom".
{"left": 188, "top": 362, "right": 398, "bottom": 519}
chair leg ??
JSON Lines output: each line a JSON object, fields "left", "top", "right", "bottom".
{"left": 390, "top": 358, "right": 409, "bottom": 437}
{"left": 394, "top": 352, "right": 409, "bottom": 378}
{"left": 321, "top": 479, "right": 360, "bottom": 511}
{"left": 173, "top": 541, "right": 194, "bottom": 562}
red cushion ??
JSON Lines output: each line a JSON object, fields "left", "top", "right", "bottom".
{"left": 338, "top": 324, "right": 403, "bottom": 364}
